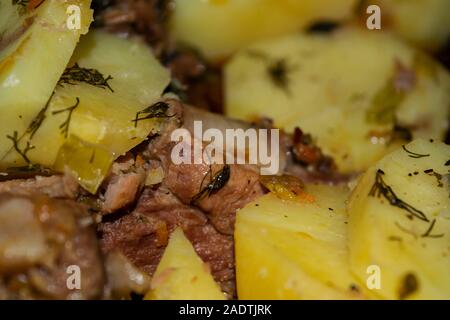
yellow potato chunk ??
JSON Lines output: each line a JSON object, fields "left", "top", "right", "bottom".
{"left": 235, "top": 184, "right": 366, "bottom": 299}
{"left": 225, "top": 28, "right": 450, "bottom": 173}
{"left": 171, "top": 0, "right": 358, "bottom": 60}
{"left": 1, "top": 30, "right": 170, "bottom": 193}
{"left": 348, "top": 139, "right": 450, "bottom": 299}
{"left": 145, "top": 228, "right": 226, "bottom": 300}
{"left": 0, "top": 0, "right": 93, "bottom": 166}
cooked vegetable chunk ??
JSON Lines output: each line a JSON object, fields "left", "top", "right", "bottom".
{"left": 235, "top": 184, "right": 364, "bottom": 299}
{"left": 1, "top": 30, "right": 170, "bottom": 193}
{"left": 348, "top": 139, "right": 450, "bottom": 299}
{"left": 171, "top": 0, "right": 358, "bottom": 59}
{"left": 0, "top": 0, "right": 93, "bottom": 167}
{"left": 357, "top": 0, "right": 450, "bottom": 51}
{"left": 225, "top": 28, "right": 450, "bottom": 173}
{"left": 145, "top": 228, "right": 225, "bottom": 300}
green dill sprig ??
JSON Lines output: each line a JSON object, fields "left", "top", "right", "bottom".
{"left": 26, "top": 91, "right": 54, "bottom": 139}
{"left": 191, "top": 165, "right": 231, "bottom": 204}
{"left": 6, "top": 131, "right": 35, "bottom": 164}
{"left": 402, "top": 145, "right": 430, "bottom": 159}
{"left": 52, "top": 97, "right": 80, "bottom": 138}
{"left": 421, "top": 219, "right": 444, "bottom": 238}
{"left": 370, "top": 169, "right": 429, "bottom": 222}
{"left": 0, "top": 92, "right": 55, "bottom": 162}
{"left": 58, "top": 63, "right": 114, "bottom": 92}
{"left": 394, "top": 221, "right": 418, "bottom": 239}
{"left": 132, "top": 101, "right": 172, "bottom": 127}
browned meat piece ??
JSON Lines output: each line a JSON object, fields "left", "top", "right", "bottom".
{"left": 101, "top": 154, "right": 148, "bottom": 214}
{"left": 100, "top": 99, "right": 264, "bottom": 296}
{"left": 103, "top": 173, "right": 143, "bottom": 213}
{"left": 0, "top": 173, "right": 78, "bottom": 199}
{"left": 141, "top": 99, "right": 347, "bottom": 236}
{"left": 143, "top": 99, "right": 265, "bottom": 234}
{"left": 164, "top": 163, "right": 264, "bottom": 235}
{"left": 100, "top": 187, "right": 235, "bottom": 297}
{"left": 0, "top": 193, "right": 104, "bottom": 299}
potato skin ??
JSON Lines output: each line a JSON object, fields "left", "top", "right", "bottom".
{"left": 348, "top": 139, "right": 450, "bottom": 299}
{"left": 225, "top": 28, "right": 450, "bottom": 173}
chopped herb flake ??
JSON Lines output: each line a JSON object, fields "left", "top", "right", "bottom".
{"left": 191, "top": 165, "right": 230, "bottom": 204}
{"left": 52, "top": 97, "right": 80, "bottom": 138}
{"left": 402, "top": 145, "right": 430, "bottom": 159}
{"left": 58, "top": 63, "right": 114, "bottom": 92}
{"left": 370, "top": 169, "right": 429, "bottom": 222}
{"left": 133, "top": 101, "right": 172, "bottom": 127}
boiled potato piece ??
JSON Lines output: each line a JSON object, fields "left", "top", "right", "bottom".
{"left": 0, "top": 0, "right": 34, "bottom": 62}
{"left": 2, "top": 30, "right": 170, "bottom": 193}
{"left": 235, "top": 184, "right": 366, "bottom": 299}
{"left": 171, "top": 0, "right": 358, "bottom": 59}
{"left": 348, "top": 139, "right": 450, "bottom": 299}
{"left": 357, "top": 0, "right": 450, "bottom": 51}
{"left": 0, "top": 0, "right": 92, "bottom": 166}
{"left": 145, "top": 228, "right": 226, "bottom": 300}
{"left": 225, "top": 28, "right": 450, "bottom": 173}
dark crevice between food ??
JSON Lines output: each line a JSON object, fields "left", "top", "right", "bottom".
{"left": 306, "top": 21, "right": 340, "bottom": 34}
